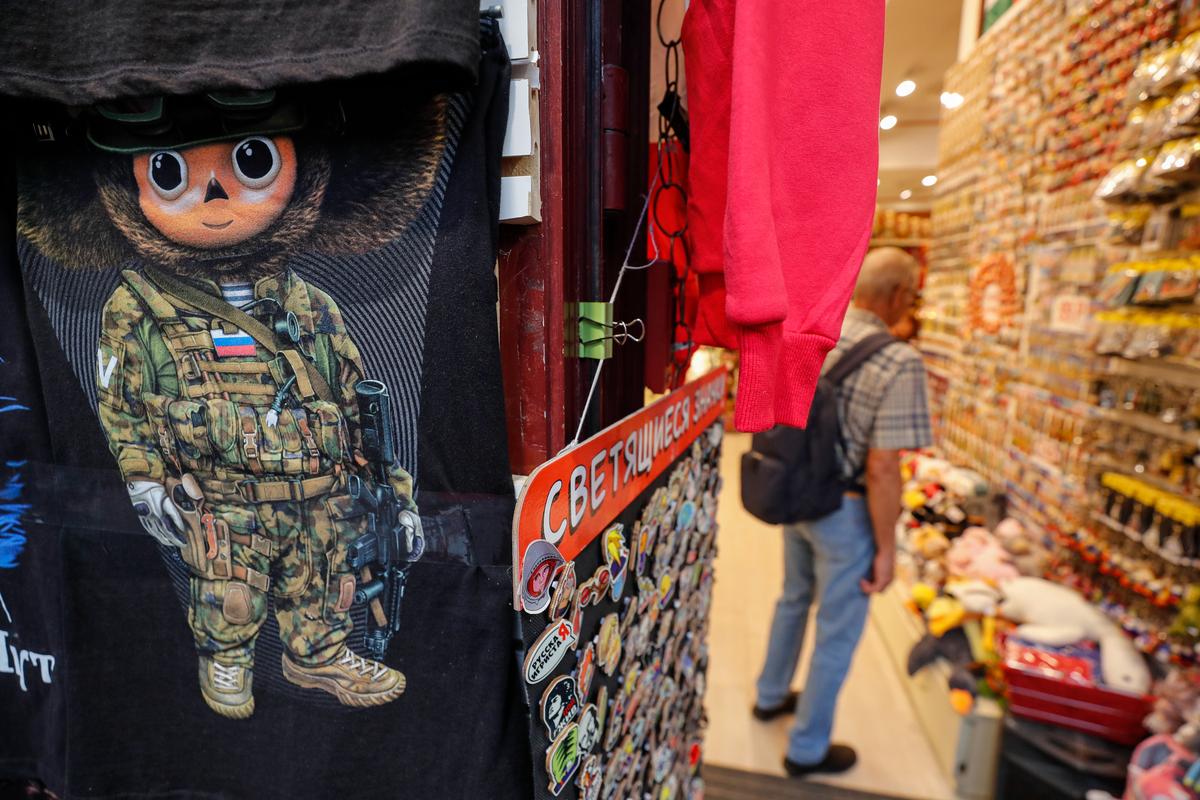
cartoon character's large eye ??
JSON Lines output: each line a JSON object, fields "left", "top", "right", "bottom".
{"left": 148, "top": 151, "right": 188, "bottom": 201}
{"left": 231, "top": 137, "right": 282, "bottom": 189}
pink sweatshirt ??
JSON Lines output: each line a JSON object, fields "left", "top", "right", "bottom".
{"left": 682, "top": 0, "right": 886, "bottom": 432}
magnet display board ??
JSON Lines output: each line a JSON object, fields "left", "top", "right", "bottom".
{"left": 513, "top": 369, "right": 727, "bottom": 799}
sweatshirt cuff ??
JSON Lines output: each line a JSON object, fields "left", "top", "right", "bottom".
{"left": 733, "top": 328, "right": 834, "bottom": 433}
{"left": 693, "top": 274, "right": 738, "bottom": 349}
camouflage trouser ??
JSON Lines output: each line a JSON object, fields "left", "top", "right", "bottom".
{"left": 186, "top": 490, "right": 365, "bottom": 668}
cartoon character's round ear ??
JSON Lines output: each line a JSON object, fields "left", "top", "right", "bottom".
{"left": 16, "top": 143, "right": 136, "bottom": 269}
{"left": 306, "top": 94, "right": 448, "bottom": 256}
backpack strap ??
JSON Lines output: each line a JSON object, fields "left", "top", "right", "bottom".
{"left": 823, "top": 331, "right": 896, "bottom": 387}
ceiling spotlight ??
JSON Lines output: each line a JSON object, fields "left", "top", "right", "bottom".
{"left": 879, "top": 115, "right": 898, "bottom": 130}
{"left": 899, "top": 189, "right": 913, "bottom": 200}
{"left": 922, "top": 175, "right": 938, "bottom": 187}
{"left": 940, "top": 91, "right": 964, "bottom": 110}
{"left": 896, "top": 80, "right": 917, "bottom": 97}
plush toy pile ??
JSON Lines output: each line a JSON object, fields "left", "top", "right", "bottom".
{"left": 899, "top": 456, "right": 1154, "bottom": 728}
{"left": 897, "top": 454, "right": 1048, "bottom": 586}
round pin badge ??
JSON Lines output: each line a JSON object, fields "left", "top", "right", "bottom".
{"left": 521, "top": 539, "right": 565, "bottom": 614}
{"left": 548, "top": 561, "right": 577, "bottom": 621}
{"left": 540, "top": 674, "right": 581, "bottom": 741}
{"left": 597, "top": 613, "right": 622, "bottom": 676}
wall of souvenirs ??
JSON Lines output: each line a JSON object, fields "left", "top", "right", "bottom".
{"left": 911, "top": 0, "right": 1200, "bottom": 794}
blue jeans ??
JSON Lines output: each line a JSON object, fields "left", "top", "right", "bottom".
{"left": 754, "top": 496, "right": 875, "bottom": 764}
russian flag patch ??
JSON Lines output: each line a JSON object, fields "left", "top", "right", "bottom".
{"left": 210, "top": 328, "right": 257, "bottom": 358}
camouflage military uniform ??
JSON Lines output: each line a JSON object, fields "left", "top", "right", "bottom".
{"left": 97, "top": 268, "right": 414, "bottom": 686}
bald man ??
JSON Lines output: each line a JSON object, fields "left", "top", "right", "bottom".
{"left": 753, "top": 247, "right": 932, "bottom": 777}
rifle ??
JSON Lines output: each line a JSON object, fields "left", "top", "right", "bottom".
{"left": 347, "top": 380, "right": 425, "bottom": 660}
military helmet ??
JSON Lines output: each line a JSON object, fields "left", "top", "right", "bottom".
{"left": 87, "top": 90, "right": 308, "bottom": 154}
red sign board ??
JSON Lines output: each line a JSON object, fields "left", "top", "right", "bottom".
{"left": 512, "top": 368, "right": 728, "bottom": 604}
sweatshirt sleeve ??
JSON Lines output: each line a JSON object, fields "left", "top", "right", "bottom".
{"left": 723, "top": 0, "right": 886, "bottom": 432}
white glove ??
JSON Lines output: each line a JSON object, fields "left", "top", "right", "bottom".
{"left": 127, "top": 480, "right": 187, "bottom": 547}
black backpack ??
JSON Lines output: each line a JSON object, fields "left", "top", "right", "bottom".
{"left": 740, "top": 331, "right": 895, "bottom": 524}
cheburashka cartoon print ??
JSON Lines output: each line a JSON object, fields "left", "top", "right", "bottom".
{"left": 17, "top": 91, "right": 445, "bottom": 719}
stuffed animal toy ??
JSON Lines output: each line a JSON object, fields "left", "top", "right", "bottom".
{"left": 911, "top": 525, "right": 951, "bottom": 561}
{"left": 946, "top": 527, "right": 1020, "bottom": 583}
{"left": 1145, "top": 668, "right": 1200, "bottom": 736}
{"left": 994, "top": 517, "right": 1029, "bottom": 554}
{"left": 1169, "top": 586, "right": 1200, "bottom": 641}
{"left": 999, "top": 577, "right": 1152, "bottom": 694}
{"left": 908, "top": 626, "right": 978, "bottom": 715}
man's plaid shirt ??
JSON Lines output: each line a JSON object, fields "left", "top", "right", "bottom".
{"left": 825, "top": 307, "right": 932, "bottom": 481}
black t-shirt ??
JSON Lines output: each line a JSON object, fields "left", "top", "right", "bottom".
{"left": 0, "top": 1, "right": 482, "bottom": 104}
{"left": 0, "top": 29, "right": 529, "bottom": 800}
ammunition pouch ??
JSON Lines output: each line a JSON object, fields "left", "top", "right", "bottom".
{"left": 153, "top": 395, "right": 349, "bottom": 477}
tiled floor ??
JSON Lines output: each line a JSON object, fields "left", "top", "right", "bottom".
{"left": 704, "top": 432, "right": 954, "bottom": 800}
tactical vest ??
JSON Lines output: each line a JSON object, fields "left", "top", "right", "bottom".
{"left": 120, "top": 270, "right": 352, "bottom": 507}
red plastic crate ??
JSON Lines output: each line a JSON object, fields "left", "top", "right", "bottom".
{"left": 1003, "top": 662, "right": 1152, "bottom": 745}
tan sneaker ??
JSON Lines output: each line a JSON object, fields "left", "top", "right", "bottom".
{"left": 198, "top": 656, "right": 255, "bottom": 719}
{"left": 281, "top": 647, "right": 406, "bottom": 707}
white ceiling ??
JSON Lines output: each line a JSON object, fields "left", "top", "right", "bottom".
{"left": 877, "top": 0, "right": 964, "bottom": 210}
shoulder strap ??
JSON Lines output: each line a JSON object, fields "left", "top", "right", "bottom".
{"left": 142, "top": 266, "right": 336, "bottom": 403}
{"left": 823, "top": 331, "right": 896, "bottom": 387}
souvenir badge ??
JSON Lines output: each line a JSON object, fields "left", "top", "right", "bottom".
{"left": 637, "top": 523, "right": 658, "bottom": 576}
{"left": 577, "top": 703, "right": 601, "bottom": 753}
{"left": 540, "top": 674, "right": 581, "bottom": 740}
{"left": 707, "top": 422, "right": 723, "bottom": 447}
{"left": 633, "top": 615, "right": 654, "bottom": 658}
{"left": 522, "top": 539, "right": 565, "bottom": 614}
{"left": 578, "top": 566, "right": 610, "bottom": 607}
{"left": 623, "top": 664, "right": 642, "bottom": 696}
{"left": 545, "top": 723, "right": 582, "bottom": 796}
{"left": 596, "top": 684, "right": 609, "bottom": 736}
{"left": 570, "top": 590, "right": 585, "bottom": 637}
{"left": 637, "top": 577, "right": 657, "bottom": 613}
{"left": 603, "top": 689, "right": 626, "bottom": 750}
{"left": 657, "top": 609, "right": 675, "bottom": 648}
{"left": 549, "top": 561, "right": 577, "bottom": 621}
{"left": 604, "top": 524, "right": 630, "bottom": 601}
{"left": 629, "top": 715, "right": 649, "bottom": 750}
{"left": 602, "top": 751, "right": 624, "bottom": 800}
{"left": 688, "top": 776, "right": 704, "bottom": 800}
{"left": 675, "top": 500, "right": 696, "bottom": 532}
{"left": 575, "top": 642, "right": 596, "bottom": 700}
{"left": 658, "top": 572, "right": 675, "bottom": 609}
{"left": 657, "top": 675, "right": 677, "bottom": 707}
{"left": 688, "top": 741, "right": 702, "bottom": 775}
{"left": 597, "top": 613, "right": 622, "bottom": 676}
{"left": 525, "top": 619, "right": 578, "bottom": 684}
{"left": 620, "top": 594, "right": 638, "bottom": 634}
{"left": 652, "top": 742, "right": 675, "bottom": 783}
{"left": 577, "top": 755, "right": 602, "bottom": 800}
{"left": 695, "top": 507, "right": 712, "bottom": 535}
{"left": 659, "top": 774, "right": 679, "bottom": 800}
